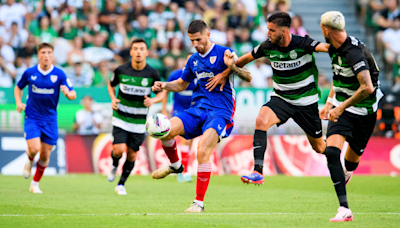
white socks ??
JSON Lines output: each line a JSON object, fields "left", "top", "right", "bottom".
{"left": 194, "top": 199, "right": 203, "bottom": 208}
{"left": 170, "top": 161, "right": 182, "bottom": 169}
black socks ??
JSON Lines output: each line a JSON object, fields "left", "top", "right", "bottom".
{"left": 253, "top": 130, "right": 267, "bottom": 174}
{"left": 118, "top": 160, "right": 135, "bottom": 185}
{"left": 345, "top": 159, "right": 359, "bottom": 172}
{"left": 111, "top": 151, "right": 120, "bottom": 167}
{"left": 325, "top": 146, "right": 348, "bottom": 208}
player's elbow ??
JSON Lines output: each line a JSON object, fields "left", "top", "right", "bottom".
{"left": 68, "top": 91, "right": 77, "bottom": 100}
{"left": 361, "top": 85, "right": 374, "bottom": 95}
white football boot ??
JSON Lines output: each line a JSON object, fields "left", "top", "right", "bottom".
{"left": 108, "top": 166, "right": 117, "bottom": 182}
{"left": 115, "top": 185, "right": 127, "bottom": 195}
{"left": 23, "top": 159, "right": 34, "bottom": 179}
{"left": 330, "top": 206, "right": 353, "bottom": 222}
{"left": 29, "top": 181, "right": 43, "bottom": 194}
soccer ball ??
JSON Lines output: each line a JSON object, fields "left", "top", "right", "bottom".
{"left": 146, "top": 114, "right": 171, "bottom": 139}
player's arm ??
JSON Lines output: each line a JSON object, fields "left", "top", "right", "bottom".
{"left": 61, "top": 86, "right": 77, "bottom": 100}
{"left": 161, "top": 90, "right": 169, "bottom": 117}
{"left": 14, "top": 85, "right": 26, "bottom": 113}
{"left": 206, "top": 52, "right": 255, "bottom": 91}
{"left": 314, "top": 43, "right": 330, "bottom": 53}
{"left": 152, "top": 78, "right": 190, "bottom": 93}
{"left": 319, "top": 84, "right": 335, "bottom": 120}
{"left": 107, "top": 81, "right": 120, "bottom": 110}
{"left": 224, "top": 50, "right": 252, "bottom": 82}
{"left": 329, "top": 70, "right": 374, "bottom": 122}
{"left": 144, "top": 91, "right": 164, "bottom": 107}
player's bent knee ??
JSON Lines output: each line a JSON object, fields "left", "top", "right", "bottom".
{"left": 196, "top": 149, "right": 211, "bottom": 164}
{"left": 255, "top": 115, "right": 270, "bottom": 131}
{"left": 113, "top": 144, "right": 126, "bottom": 156}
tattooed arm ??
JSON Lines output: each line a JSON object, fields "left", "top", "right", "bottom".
{"left": 223, "top": 50, "right": 252, "bottom": 82}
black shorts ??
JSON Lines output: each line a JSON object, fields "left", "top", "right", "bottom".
{"left": 326, "top": 109, "right": 376, "bottom": 156}
{"left": 263, "top": 96, "right": 322, "bottom": 138}
{"left": 112, "top": 126, "right": 145, "bottom": 151}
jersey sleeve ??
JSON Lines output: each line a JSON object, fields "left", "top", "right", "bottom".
{"left": 60, "top": 71, "right": 74, "bottom": 91}
{"left": 346, "top": 47, "right": 370, "bottom": 76}
{"left": 251, "top": 41, "right": 268, "bottom": 60}
{"left": 17, "top": 69, "right": 29, "bottom": 89}
{"left": 303, "top": 35, "right": 321, "bottom": 53}
{"left": 181, "top": 57, "right": 195, "bottom": 83}
{"left": 110, "top": 67, "right": 120, "bottom": 87}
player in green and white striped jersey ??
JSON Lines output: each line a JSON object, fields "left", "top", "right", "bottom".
{"left": 319, "top": 11, "right": 383, "bottom": 222}
{"left": 106, "top": 38, "right": 164, "bottom": 195}
{"left": 207, "top": 12, "right": 330, "bottom": 185}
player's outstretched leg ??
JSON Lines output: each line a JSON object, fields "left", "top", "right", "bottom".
{"left": 108, "top": 151, "right": 121, "bottom": 182}
{"left": 343, "top": 147, "right": 360, "bottom": 185}
{"left": 23, "top": 151, "right": 35, "bottom": 179}
{"left": 29, "top": 140, "right": 52, "bottom": 193}
{"left": 115, "top": 148, "right": 136, "bottom": 195}
{"left": 24, "top": 139, "right": 41, "bottom": 179}
{"left": 241, "top": 106, "right": 280, "bottom": 185}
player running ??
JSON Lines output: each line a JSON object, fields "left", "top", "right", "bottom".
{"left": 107, "top": 38, "right": 164, "bottom": 195}
{"left": 207, "top": 12, "right": 330, "bottom": 185}
{"left": 151, "top": 20, "right": 252, "bottom": 212}
{"left": 319, "top": 11, "right": 382, "bottom": 222}
{"left": 15, "top": 43, "right": 76, "bottom": 193}
{"left": 161, "top": 54, "right": 196, "bottom": 183}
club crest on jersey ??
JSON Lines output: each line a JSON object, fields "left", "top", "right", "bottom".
{"left": 290, "top": 50, "right": 297, "bottom": 59}
{"left": 338, "top": 56, "right": 342, "bottom": 65}
{"left": 141, "top": 78, "right": 149, "bottom": 86}
{"left": 50, "top": 75, "right": 58, "bottom": 83}
{"left": 210, "top": 56, "right": 217, "bottom": 64}
{"left": 31, "top": 75, "right": 37, "bottom": 80}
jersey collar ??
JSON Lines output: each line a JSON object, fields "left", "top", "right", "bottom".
{"left": 198, "top": 43, "right": 215, "bottom": 58}
{"left": 37, "top": 64, "right": 54, "bottom": 76}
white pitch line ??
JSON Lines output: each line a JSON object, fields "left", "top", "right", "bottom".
{"left": 1, "top": 212, "right": 400, "bottom": 217}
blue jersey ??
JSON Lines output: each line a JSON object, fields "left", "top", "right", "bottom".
{"left": 181, "top": 44, "right": 236, "bottom": 120}
{"left": 167, "top": 68, "right": 196, "bottom": 112}
{"left": 17, "top": 65, "right": 74, "bottom": 122}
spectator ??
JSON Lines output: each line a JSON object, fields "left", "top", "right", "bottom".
{"left": 130, "top": 15, "right": 157, "bottom": 54}
{"left": 290, "top": 15, "right": 308, "bottom": 36}
{"left": 108, "top": 17, "right": 130, "bottom": 54}
{"left": 83, "top": 13, "right": 109, "bottom": 47}
{"left": 76, "top": 0, "right": 92, "bottom": 29}
{"left": 239, "top": 0, "right": 257, "bottom": 18}
{"left": 203, "top": 1, "right": 226, "bottom": 29}
{"left": 0, "top": 36, "right": 15, "bottom": 63}
{"left": 163, "top": 37, "right": 187, "bottom": 60}
{"left": 210, "top": 18, "right": 227, "bottom": 45}
{"left": 58, "top": 18, "right": 79, "bottom": 42}
{"left": 127, "top": 0, "right": 148, "bottom": 23}
{"left": 83, "top": 33, "right": 120, "bottom": 68}
{"left": 157, "top": 19, "right": 184, "bottom": 49}
{"left": 73, "top": 95, "right": 103, "bottom": 135}
{"left": 16, "top": 34, "right": 37, "bottom": 69}
{"left": 45, "top": 0, "right": 67, "bottom": 21}
{"left": 183, "top": 1, "right": 202, "bottom": 28}
{"left": 0, "top": 0, "right": 29, "bottom": 29}
{"left": 67, "top": 36, "right": 85, "bottom": 66}
{"left": 276, "top": 0, "right": 294, "bottom": 17}
{"left": 247, "top": 59, "right": 273, "bottom": 88}
{"left": 382, "top": 16, "right": 400, "bottom": 71}
{"left": 33, "top": 15, "right": 58, "bottom": 44}
{"left": 375, "top": 0, "right": 399, "bottom": 53}
{"left": 227, "top": 2, "right": 249, "bottom": 29}
{"left": 234, "top": 28, "right": 253, "bottom": 57}
{"left": 0, "top": 55, "right": 16, "bottom": 87}
{"left": 318, "top": 71, "right": 331, "bottom": 88}
{"left": 93, "top": 60, "right": 112, "bottom": 87}
{"left": 3, "top": 22, "right": 29, "bottom": 51}
{"left": 148, "top": 2, "right": 171, "bottom": 30}
{"left": 98, "top": 0, "right": 125, "bottom": 33}
{"left": 66, "top": 61, "right": 93, "bottom": 87}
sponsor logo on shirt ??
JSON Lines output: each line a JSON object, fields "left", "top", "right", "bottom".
{"left": 253, "top": 44, "right": 260, "bottom": 53}
{"left": 50, "top": 75, "right": 58, "bottom": 83}
{"left": 31, "top": 75, "right": 37, "bottom": 81}
{"left": 32, "top": 84, "right": 55, "bottom": 94}
{"left": 122, "top": 78, "right": 130, "bottom": 82}
{"left": 273, "top": 61, "right": 301, "bottom": 69}
{"left": 311, "top": 41, "right": 318, "bottom": 47}
{"left": 350, "top": 36, "right": 359, "bottom": 46}
{"left": 353, "top": 61, "right": 366, "bottom": 71}
{"left": 195, "top": 71, "right": 214, "bottom": 79}
{"left": 193, "top": 60, "right": 198, "bottom": 66}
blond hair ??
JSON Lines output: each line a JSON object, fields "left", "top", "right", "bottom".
{"left": 321, "top": 11, "right": 345, "bottom": 30}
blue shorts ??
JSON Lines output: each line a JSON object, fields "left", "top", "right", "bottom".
{"left": 24, "top": 117, "right": 58, "bottom": 145}
{"left": 172, "top": 106, "right": 186, "bottom": 117}
{"left": 175, "top": 107, "right": 234, "bottom": 140}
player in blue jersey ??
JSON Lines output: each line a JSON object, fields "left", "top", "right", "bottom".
{"left": 14, "top": 43, "right": 77, "bottom": 193}
{"left": 161, "top": 53, "right": 196, "bottom": 183}
{"left": 151, "top": 20, "right": 252, "bottom": 212}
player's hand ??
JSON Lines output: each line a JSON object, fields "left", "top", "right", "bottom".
{"left": 16, "top": 102, "right": 26, "bottom": 113}
{"left": 143, "top": 95, "right": 155, "bottom": 107}
{"left": 152, "top": 81, "right": 164, "bottom": 92}
{"left": 329, "top": 106, "right": 344, "bottom": 122}
{"left": 224, "top": 49, "right": 235, "bottom": 68}
{"left": 111, "top": 98, "right": 120, "bottom": 110}
{"left": 319, "top": 103, "right": 332, "bottom": 120}
{"left": 60, "top": 85, "right": 70, "bottom": 96}
{"left": 206, "top": 72, "right": 227, "bottom": 92}
{"left": 161, "top": 109, "right": 169, "bottom": 118}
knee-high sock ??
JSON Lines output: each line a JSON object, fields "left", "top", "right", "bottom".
{"left": 161, "top": 139, "right": 180, "bottom": 167}
{"left": 33, "top": 161, "right": 47, "bottom": 182}
{"left": 180, "top": 145, "right": 190, "bottom": 173}
{"left": 325, "top": 146, "right": 348, "bottom": 208}
{"left": 111, "top": 151, "right": 120, "bottom": 167}
{"left": 195, "top": 163, "right": 212, "bottom": 204}
{"left": 345, "top": 159, "right": 359, "bottom": 172}
{"left": 118, "top": 160, "right": 135, "bottom": 185}
{"left": 253, "top": 130, "right": 267, "bottom": 174}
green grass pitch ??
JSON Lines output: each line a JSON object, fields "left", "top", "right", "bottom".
{"left": 1, "top": 175, "right": 399, "bottom": 227}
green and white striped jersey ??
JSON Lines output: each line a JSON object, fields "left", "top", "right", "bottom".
{"left": 110, "top": 62, "right": 160, "bottom": 133}
{"left": 329, "top": 36, "right": 382, "bottom": 116}
{"left": 251, "top": 35, "right": 321, "bottom": 106}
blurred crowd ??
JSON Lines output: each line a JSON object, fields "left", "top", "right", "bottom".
{"left": 0, "top": 0, "right": 333, "bottom": 88}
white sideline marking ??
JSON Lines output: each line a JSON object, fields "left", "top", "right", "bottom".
{"left": 1, "top": 212, "right": 400, "bottom": 217}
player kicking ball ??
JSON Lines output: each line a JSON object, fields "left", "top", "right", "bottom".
{"left": 319, "top": 11, "right": 382, "bottom": 222}
{"left": 151, "top": 20, "right": 252, "bottom": 212}
{"left": 15, "top": 43, "right": 76, "bottom": 193}
{"left": 161, "top": 53, "right": 196, "bottom": 183}
{"left": 207, "top": 12, "right": 330, "bottom": 185}
{"left": 107, "top": 39, "right": 164, "bottom": 195}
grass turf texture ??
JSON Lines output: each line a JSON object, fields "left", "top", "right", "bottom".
{"left": 0, "top": 175, "right": 399, "bottom": 227}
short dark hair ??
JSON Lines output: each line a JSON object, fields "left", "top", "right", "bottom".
{"left": 37, "top": 43, "right": 54, "bottom": 52}
{"left": 267, "top": 12, "right": 291, "bottom": 28}
{"left": 131, "top": 38, "right": 148, "bottom": 48}
{"left": 188, "top": 20, "right": 208, "bottom": 34}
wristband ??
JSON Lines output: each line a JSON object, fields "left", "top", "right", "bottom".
{"left": 327, "top": 97, "right": 334, "bottom": 104}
